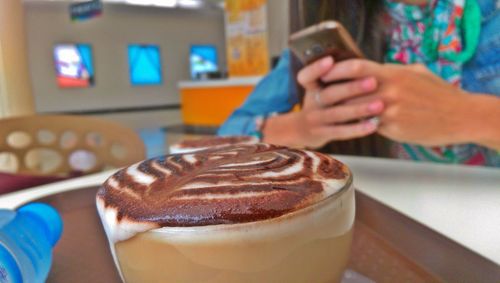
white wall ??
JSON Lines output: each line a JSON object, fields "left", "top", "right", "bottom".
{"left": 267, "top": 0, "right": 290, "bottom": 58}
{"left": 24, "top": 2, "right": 226, "bottom": 113}
{"left": 0, "top": 0, "right": 35, "bottom": 117}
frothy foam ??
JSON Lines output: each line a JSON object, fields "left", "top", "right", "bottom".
{"left": 97, "top": 143, "right": 351, "bottom": 243}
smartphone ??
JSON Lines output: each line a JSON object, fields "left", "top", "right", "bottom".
{"left": 289, "top": 21, "right": 378, "bottom": 126}
{"left": 289, "top": 20, "right": 364, "bottom": 65}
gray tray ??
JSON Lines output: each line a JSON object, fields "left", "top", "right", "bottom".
{"left": 29, "top": 187, "right": 499, "bottom": 283}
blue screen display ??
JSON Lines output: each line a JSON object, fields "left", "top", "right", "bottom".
{"left": 190, "top": 45, "right": 218, "bottom": 79}
{"left": 128, "top": 44, "right": 162, "bottom": 85}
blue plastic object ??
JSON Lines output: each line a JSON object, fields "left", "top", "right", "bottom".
{"left": 0, "top": 203, "right": 63, "bottom": 283}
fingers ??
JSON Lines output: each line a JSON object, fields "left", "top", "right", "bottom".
{"left": 297, "top": 56, "right": 334, "bottom": 90}
{"left": 321, "top": 59, "right": 384, "bottom": 83}
{"left": 341, "top": 94, "right": 381, "bottom": 106}
{"left": 318, "top": 77, "right": 378, "bottom": 106}
{"left": 309, "top": 100, "right": 384, "bottom": 125}
{"left": 311, "top": 120, "right": 378, "bottom": 141}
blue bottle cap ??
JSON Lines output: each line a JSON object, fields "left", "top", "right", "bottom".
{"left": 18, "top": 203, "right": 63, "bottom": 247}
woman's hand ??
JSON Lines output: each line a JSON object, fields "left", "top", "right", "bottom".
{"left": 320, "top": 59, "right": 497, "bottom": 147}
{"left": 277, "top": 57, "right": 384, "bottom": 149}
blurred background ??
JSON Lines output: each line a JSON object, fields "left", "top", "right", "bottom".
{"left": 0, "top": 0, "right": 290, "bottom": 187}
{"left": 1, "top": 0, "right": 288, "bottom": 126}
{"left": 0, "top": 0, "right": 291, "bottom": 166}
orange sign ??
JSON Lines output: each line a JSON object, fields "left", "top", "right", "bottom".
{"left": 225, "top": 0, "right": 270, "bottom": 77}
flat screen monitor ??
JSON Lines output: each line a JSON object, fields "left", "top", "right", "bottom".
{"left": 54, "top": 44, "right": 94, "bottom": 88}
{"left": 190, "top": 45, "right": 218, "bottom": 79}
{"left": 128, "top": 44, "right": 162, "bottom": 86}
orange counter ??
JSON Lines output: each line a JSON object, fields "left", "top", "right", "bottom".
{"left": 179, "top": 77, "right": 262, "bottom": 127}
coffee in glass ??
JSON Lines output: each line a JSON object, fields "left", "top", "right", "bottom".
{"left": 97, "top": 143, "right": 355, "bottom": 283}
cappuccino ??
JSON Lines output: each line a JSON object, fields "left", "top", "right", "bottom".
{"left": 97, "top": 143, "right": 354, "bottom": 283}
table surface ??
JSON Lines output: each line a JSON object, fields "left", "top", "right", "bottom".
{"left": 0, "top": 156, "right": 498, "bottom": 266}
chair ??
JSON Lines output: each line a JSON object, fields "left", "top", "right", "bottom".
{"left": 0, "top": 115, "right": 146, "bottom": 194}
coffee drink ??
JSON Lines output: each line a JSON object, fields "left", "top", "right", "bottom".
{"left": 97, "top": 143, "right": 354, "bottom": 283}
{"left": 169, "top": 136, "right": 258, "bottom": 154}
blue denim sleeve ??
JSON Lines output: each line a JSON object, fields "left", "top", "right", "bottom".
{"left": 217, "top": 49, "right": 298, "bottom": 136}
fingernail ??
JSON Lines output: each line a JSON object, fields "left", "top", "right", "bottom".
{"left": 361, "top": 77, "right": 377, "bottom": 91}
{"left": 363, "top": 120, "right": 377, "bottom": 131}
{"left": 368, "top": 116, "right": 380, "bottom": 126}
{"left": 368, "top": 101, "right": 384, "bottom": 113}
{"left": 320, "top": 56, "right": 333, "bottom": 68}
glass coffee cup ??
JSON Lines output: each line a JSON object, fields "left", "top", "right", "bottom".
{"left": 97, "top": 144, "right": 355, "bottom": 283}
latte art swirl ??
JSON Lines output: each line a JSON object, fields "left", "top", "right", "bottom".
{"left": 97, "top": 143, "right": 351, "bottom": 242}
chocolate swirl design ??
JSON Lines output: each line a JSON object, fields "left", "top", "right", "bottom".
{"left": 97, "top": 143, "right": 351, "bottom": 230}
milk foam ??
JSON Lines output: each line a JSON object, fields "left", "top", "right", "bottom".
{"left": 97, "top": 144, "right": 351, "bottom": 243}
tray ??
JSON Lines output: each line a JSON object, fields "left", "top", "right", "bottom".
{"left": 28, "top": 186, "right": 499, "bottom": 283}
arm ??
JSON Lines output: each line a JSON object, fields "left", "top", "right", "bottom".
{"left": 320, "top": 59, "right": 500, "bottom": 150}
{"left": 218, "top": 50, "right": 298, "bottom": 136}
{"left": 458, "top": 94, "right": 500, "bottom": 150}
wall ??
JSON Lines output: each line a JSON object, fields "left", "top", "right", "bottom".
{"left": 24, "top": 2, "right": 226, "bottom": 113}
{"left": 0, "top": 0, "right": 35, "bottom": 117}
{"left": 267, "top": 0, "right": 290, "bottom": 58}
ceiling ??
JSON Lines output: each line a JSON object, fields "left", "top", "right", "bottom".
{"left": 23, "top": 0, "right": 225, "bottom": 9}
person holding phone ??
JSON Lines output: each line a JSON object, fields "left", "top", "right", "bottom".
{"left": 218, "top": 0, "right": 500, "bottom": 167}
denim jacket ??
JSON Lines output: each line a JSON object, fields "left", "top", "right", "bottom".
{"left": 218, "top": 0, "right": 500, "bottom": 166}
